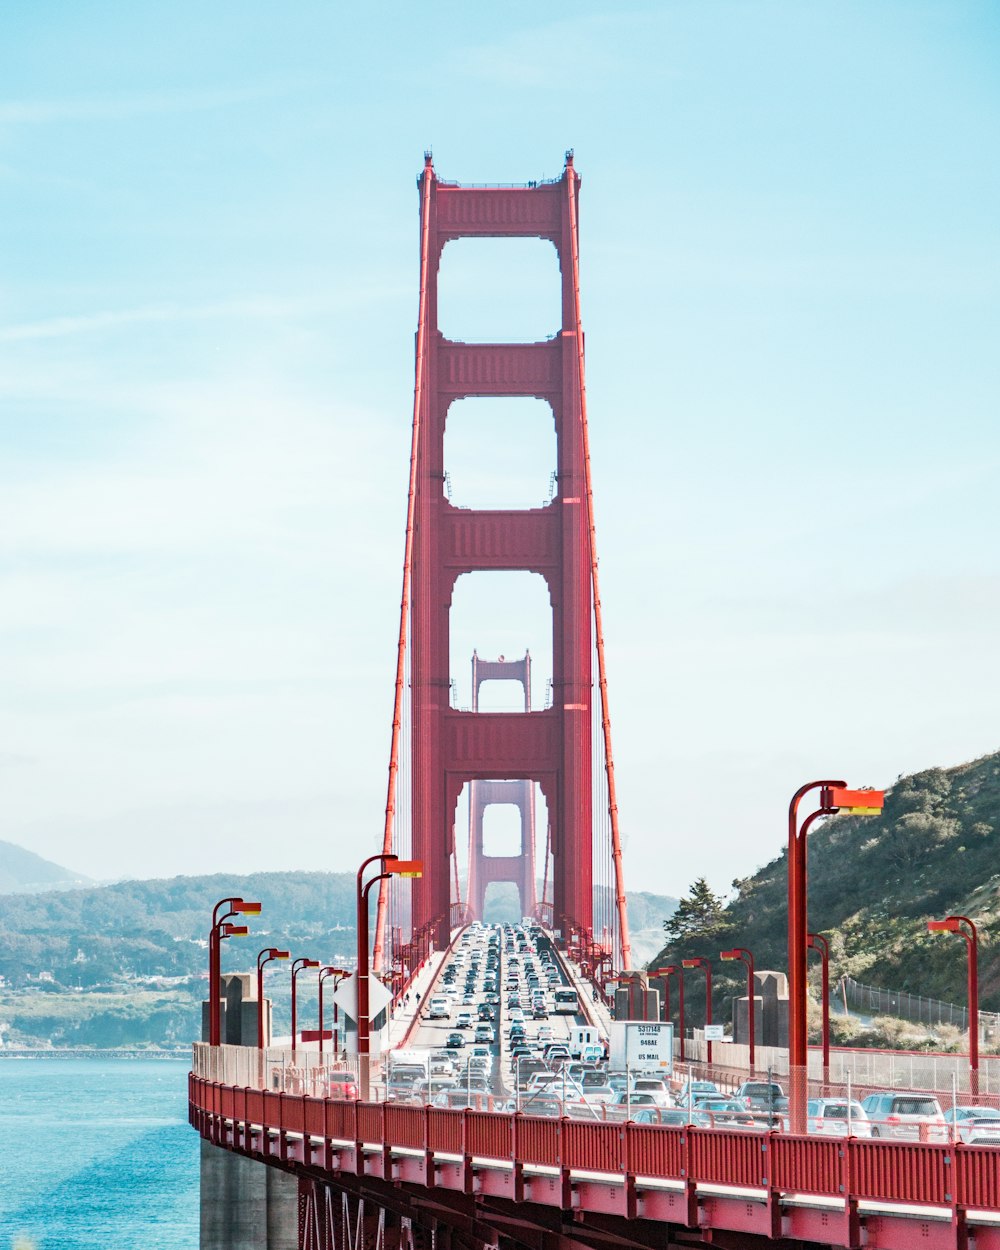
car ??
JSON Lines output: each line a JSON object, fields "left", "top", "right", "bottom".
{"left": 446, "top": 1032, "right": 466, "bottom": 1048}
{"left": 532, "top": 1005, "right": 549, "bottom": 1020}
{"left": 537, "top": 1026, "right": 554, "bottom": 1042}
{"left": 676, "top": 1079, "right": 719, "bottom": 1105}
{"left": 629, "top": 1080, "right": 672, "bottom": 1108}
{"left": 806, "top": 1098, "right": 871, "bottom": 1138}
{"left": 510, "top": 1009, "right": 525, "bottom": 1024}
{"left": 474, "top": 1024, "right": 495, "bottom": 1044}
{"left": 694, "top": 1097, "right": 758, "bottom": 1127}
{"left": 734, "top": 1080, "right": 785, "bottom": 1111}
{"left": 455, "top": 1012, "right": 475, "bottom": 1030}
{"left": 521, "top": 1095, "right": 563, "bottom": 1118}
{"left": 943, "top": 1106, "right": 1000, "bottom": 1145}
{"left": 324, "top": 1073, "right": 359, "bottom": 1101}
{"left": 427, "top": 996, "right": 450, "bottom": 1020}
{"left": 477, "top": 1004, "right": 495, "bottom": 1022}
{"left": 860, "top": 1092, "right": 947, "bottom": 1142}
{"left": 634, "top": 1107, "right": 711, "bottom": 1127}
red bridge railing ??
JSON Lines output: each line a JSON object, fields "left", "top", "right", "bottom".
{"left": 189, "top": 1073, "right": 1000, "bottom": 1221}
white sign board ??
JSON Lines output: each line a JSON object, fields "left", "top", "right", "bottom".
{"left": 330, "top": 973, "right": 392, "bottom": 1022}
{"left": 624, "top": 1021, "right": 674, "bottom": 1072}
{"left": 703, "top": 1024, "right": 727, "bottom": 1042}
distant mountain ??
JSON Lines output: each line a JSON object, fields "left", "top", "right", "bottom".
{"left": 0, "top": 839, "right": 92, "bottom": 895}
{"left": 0, "top": 868, "right": 678, "bottom": 1047}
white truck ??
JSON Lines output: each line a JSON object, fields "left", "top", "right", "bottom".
{"left": 567, "top": 1025, "right": 604, "bottom": 1061}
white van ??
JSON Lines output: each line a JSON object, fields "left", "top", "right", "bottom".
{"left": 568, "top": 1026, "right": 601, "bottom": 1059}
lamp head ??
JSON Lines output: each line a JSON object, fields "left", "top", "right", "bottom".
{"left": 221, "top": 923, "right": 249, "bottom": 937}
{"left": 391, "top": 859, "right": 423, "bottom": 879}
{"left": 234, "top": 900, "right": 262, "bottom": 916}
{"left": 928, "top": 918, "right": 961, "bottom": 933}
{"left": 682, "top": 958, "right": 700, "bottom": 969}
{"left": 825, "top": 786, "right": 885, "bottom": 816}
{"left": 720, "top": 950, "right": 739, "bottom": 961}
{"left": 273, "top": 950, "right": 290, "bottom": 960}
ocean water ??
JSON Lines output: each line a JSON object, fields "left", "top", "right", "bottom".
{"left": 0, "top": 1058, "right": 199, "bottom": 1250}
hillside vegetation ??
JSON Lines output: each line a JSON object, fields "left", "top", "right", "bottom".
{"left": 0, "top": 869, "right": 674, "bottom": 1048}
{"left": 651, "top": 750, "right": 1000, "bottom": 1027}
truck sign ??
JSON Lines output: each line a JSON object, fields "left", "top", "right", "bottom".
{"left": 622, "top": 1022, "right": 673, "bottom": 1072}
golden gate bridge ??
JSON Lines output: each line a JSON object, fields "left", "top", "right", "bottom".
{"left": 189, "top": 155, "right": 1000, "bottom": 1250}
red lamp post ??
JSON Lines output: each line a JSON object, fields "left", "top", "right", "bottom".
{"left": 683, "top": 957, "right": 713, "bottom": 1065}
{"left": 807, "top": 933, "right": 831, "bottom": 1089}
{"left": 788, "top": 782, "right": 883, "bottom": 1132}
{"left": 357, "top": 854, "right": 423, "bottom": 1099}
{"left": 720, "top": 947, "right": 755, "bottom": 1074}
{"left": 654, "top": 965, "right": 685, "bottom": 1062}
{"left": 208, "top": 897, "right": 261, "bottom": 1046}
{"left": 928, "top": 915, "right": 979, "bottom": 1097}
{"left": 318, "top": 966, "right": 349, "bottom": 1056}
{"left": 291, "top": 958, "right": 320, "bottom": 1052}
{"left": 256, "top": 947, "right": 289, "bottom": 1051}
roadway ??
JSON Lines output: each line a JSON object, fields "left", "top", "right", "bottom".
{"left": 398, "top": 920, "right": 594, "bottom": 1105}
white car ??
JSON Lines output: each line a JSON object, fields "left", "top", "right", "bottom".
{"left": 806, "top": 1099, "right": 871, "bottom": 1137}
{"left": 944, "top": 1106, "right": 1000, "bottom": 1145}
{"left": 861, "top": 1092, "right": 947, "bottom": 1142}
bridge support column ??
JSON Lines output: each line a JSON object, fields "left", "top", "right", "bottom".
{"left": 200, "top": 973, "right": 298, "bottom": 1248}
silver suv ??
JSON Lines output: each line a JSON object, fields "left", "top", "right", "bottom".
{"left": 860, "top": 1091, "right": 947, "bottom": 1142}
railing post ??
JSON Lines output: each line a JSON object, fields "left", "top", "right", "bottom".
{"left": 461, "top": 1110, "right": 474, "bottom": 1195}
{"left": 512, "top": 1112, "right": 525, "bottom": 1203}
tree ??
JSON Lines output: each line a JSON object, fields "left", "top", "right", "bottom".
{"left": 663, "top": 878, "right": 727, "bottom": 944}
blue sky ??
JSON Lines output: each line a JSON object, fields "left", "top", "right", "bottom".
{"left": 1, "top": 2, "right": 998, "bottom": 903}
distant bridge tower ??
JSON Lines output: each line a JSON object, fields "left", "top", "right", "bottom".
{"left": 408, "top": 154, "right": 596, "bottom": 949}
{"left": 465, "top": 652, "right": 538, "bottom": 922}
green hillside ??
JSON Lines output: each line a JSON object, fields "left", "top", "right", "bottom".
{"left": 650, "top": 750, "right": 1000, "bottom": 1027}
{"left": 0, "top": 868, "right": 674, "bottom": 1048}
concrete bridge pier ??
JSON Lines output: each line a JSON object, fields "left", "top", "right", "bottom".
{"left": 200, "top": 973, "right": 298, "bottom": 1248}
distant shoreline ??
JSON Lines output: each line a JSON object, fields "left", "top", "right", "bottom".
{"left": 0, "top": 1047, "right": 190, "bottom": 1060}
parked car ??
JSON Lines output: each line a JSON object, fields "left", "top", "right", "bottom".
{"left": 860, "top": 1092, "right": 947, "bottom": 1142}
{"left": 943, "top": 1106, "right": 1000, "bottom": 1145}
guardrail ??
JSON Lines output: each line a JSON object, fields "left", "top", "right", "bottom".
{"left": 189, "top": 1073, "right": 1000, "bottom": 1230}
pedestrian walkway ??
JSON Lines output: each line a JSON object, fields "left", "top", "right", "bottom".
{"left": 385, "top": 948, "right": 447, "bottom": 1049}
{"left": 559, "top": 951, "right": 614, "bottom": 1037}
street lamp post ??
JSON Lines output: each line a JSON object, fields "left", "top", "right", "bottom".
{"left": 807, "top": 933, "right": 831, "bottom": 1089}
{"left": 654, "top": 965, "right": 685, "bottom": 1062}
{"left": 208, "top": 897, "right": 261, "bottom": 1046}
{"left": 928, "top": 915, "right": 979, "bottom": 1097}
{"left": 256, "top": 947, "right": 290, "bottom": 1051}
{"left": 720, "top": 948, "right": 755, "bottom": 1075}
{"left": 318, "top": 966, "right": 349, "bottom": 1057}
{"left": 357, "top": 853, "right": 423, "bottom": 1100}
{"left": 291, "top": 958, "right": 320, "bottom": 1052}
{"left": 683, "top": 957, "right": 713, "bottom": 1066}
{"left": 788, "top": 782, "right": 883, "bottom": 1132}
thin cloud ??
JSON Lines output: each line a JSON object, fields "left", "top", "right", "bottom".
{"left": 0, "top": 297, "right": 334, "bottom": 343}
{"left": 0, "top": 84, "right": 291, "bottom": 127}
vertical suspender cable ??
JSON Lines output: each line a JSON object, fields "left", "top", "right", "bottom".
{"left": 565, "top": 160, "right": 633, "bottom": 971}
{"left": 373, "top": 158, "right": 434, "bottom": 970}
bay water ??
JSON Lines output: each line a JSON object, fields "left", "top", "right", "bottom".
{"left": 0, "top": 1058, "right": 198, "bottom": 1250}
